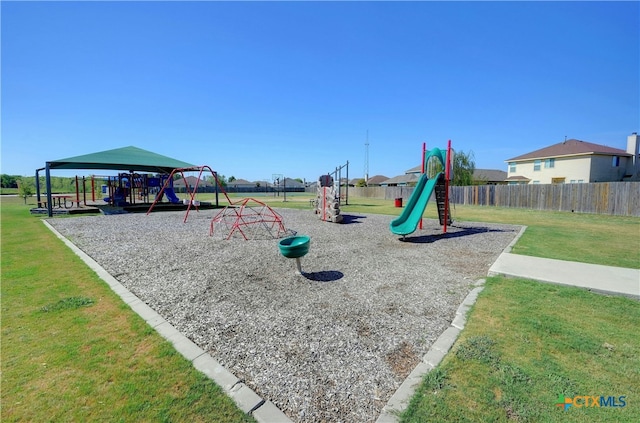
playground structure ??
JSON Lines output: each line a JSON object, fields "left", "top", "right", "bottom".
{"left": 210, "top": 197, "right": 292, "bottom": 240}
{"left": 328, "top": 161, "right": 349, "bottom": 205}
{"left": 390, "top": 140, "right": 453, "bottom": 238}
{"left": 314, "top": 174, "right": 343, "bottom": 223}
{"left": 32, "top": 173, "right": 167, "bottom": 212}
{"left": 99, "top": 172, "right": 173, "bottom": 207}
{"left": 147, "top": 166, "right": 231, "bottom": 223}
{"left": 34, "top": 145, "right": 212, "bottom": 217}
{"left": 35, "top": 167, "right": 220, "bottom": 211}
{"left": 278, "top": 235, "right": 311, "bottom": 274}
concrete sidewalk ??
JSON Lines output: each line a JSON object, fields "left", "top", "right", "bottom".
{"left": 489, "top": 252, "right": 640, "bottom": 299}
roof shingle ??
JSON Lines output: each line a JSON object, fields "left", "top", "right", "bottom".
{"left": 507, "top": 139, "right": 630, "bottom": 162}
{"left": 473, "top": 169, "right": 507, "bottom": 182}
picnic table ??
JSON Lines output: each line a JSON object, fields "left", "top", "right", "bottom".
{"left": 42, "top": 194, "right": 77, "bottom": 209}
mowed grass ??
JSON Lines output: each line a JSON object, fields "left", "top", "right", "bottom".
{"left": 3, "top": 193, "right": 638, "bottom": 422}
{"left": 401, "top": 276, "right": 640, "bottom": 422}
{"left": 1, "top": 196, "right": 253, "bottom": 422}
{"left": 446, "top": 204, "right": 640, "bottom": 269}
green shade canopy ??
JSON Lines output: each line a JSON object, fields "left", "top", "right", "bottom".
{"left": 47, "top": 146, "right": 195, "bottom": 174}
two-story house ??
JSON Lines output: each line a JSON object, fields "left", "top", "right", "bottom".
{"left": 505, "top": 133, "right": 640, "bottom": 184}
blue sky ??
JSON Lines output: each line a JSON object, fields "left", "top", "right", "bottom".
{"left": 2, "top": 1, "right": 638, "bottom": 182}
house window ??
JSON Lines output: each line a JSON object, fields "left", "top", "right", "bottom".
{"left": 570, "top": 180, "right": 576, "bottom": 183}
{"left": 545, "top": 158, "right": 555, "bottom": 168}
{"left": 552, "top": 177, "right": 565, "bottom": 184}
{"left": 612, "top": 156, "right": 620, "bottom": 167}
{"left": 533, "top": 160, "right": 541, "bottom": 171}
{"left": 578, "top": 179, "right": 584, "bottom": 183}
{"left": 532, "top": 180, "right": 540, "bottom": 184}
{"left": 509, "top": 162, "right": 516, "bottom": 173}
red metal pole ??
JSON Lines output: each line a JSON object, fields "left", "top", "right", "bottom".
{"left": 444, "top": 139, "right": 452, "bottom": 234}
{"left": 419, "top": 142, "right": 426, "bottom": 230}
{"left": 183, "top": 166, "right": 208, "bottom": 223}
{"left": 147, "top": 169, "right": 176, "bottom": 215}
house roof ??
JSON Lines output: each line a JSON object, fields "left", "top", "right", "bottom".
{"left": 366, "top": 175, "right": 389, "bottom": 185}
{"left": 229, "top": 178, "right": 252, "bottom": 185}
{"left": 173, "top": 176, "right": 212, "bottom": 187}
{"left": 507, "top": 139, "right": 630, "bottom": 162}
{"left": 505, "top": 175, "right": 531, "bottom": 182}
{"left": 278, "top": 177, "right": 305, "bottom": 187}
{"left": 46, "top": 146, "right": 195, "bottom": 173}
{"left": 289, "top": 178, "right": 306, "bottom": 187}
{"left": 381, "top": 173, "right": 420, "bottom": 185}
{"left": 473, "top": 169, "right": 507, "bottom": 182}
{"left": 348, "top": 175, "right": 390, "bottom": 185}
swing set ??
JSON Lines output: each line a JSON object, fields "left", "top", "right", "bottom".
{"left": 147, "top": 166, "right": 292, "bottom": 240}
{"left": 146, "top": 166, "right": 232, "bottom": 222}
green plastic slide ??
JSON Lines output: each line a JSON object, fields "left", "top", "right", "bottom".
{"left": 389, "top": 172, "right": 442, "bottom": 236}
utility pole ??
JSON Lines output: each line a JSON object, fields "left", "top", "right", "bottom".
{"left": 364, "top": 130, "right": 369, "bottom": 184}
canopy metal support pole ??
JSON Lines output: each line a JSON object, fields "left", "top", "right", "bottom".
{"left": 45, "top": 163, "right": 53, "bottom": 217}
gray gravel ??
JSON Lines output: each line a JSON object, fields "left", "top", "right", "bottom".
{"left": 48, "top": 207, "right": 520, "bottom": 422}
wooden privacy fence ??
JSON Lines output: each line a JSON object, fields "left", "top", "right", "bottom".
{"left": 346, "top": 182, "right": 639, "bottom": 216}
{"left": 449, "top": 182, "right": 640, "bottom": 216}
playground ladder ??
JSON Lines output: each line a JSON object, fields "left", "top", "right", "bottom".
{"left": 435, "top": 174, "right": 453, "bottom": 226}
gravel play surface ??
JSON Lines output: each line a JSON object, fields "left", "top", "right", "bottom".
{"left": 48, "top": 207, "right": 520, "bottom": 422}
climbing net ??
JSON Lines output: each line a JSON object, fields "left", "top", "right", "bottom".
{"left": 210, "top": 197, "right": 293, "bottom": 240}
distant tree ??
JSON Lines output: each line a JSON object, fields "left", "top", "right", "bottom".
{"left": 294, "top": 178, "right": 303, "bottom": 184}
{"left": 425, "top": 149, "right": 475, "bottom": 186}
{"left": 1, "top": 174, "right": 19, "bottom": 189}
{"left": 451, "top": 150, "right": 475, "bottom": 186}
{"left": 228, "top": 176, "right": 236, "bottom": 183}
{"left": 48, "top": 176, "right": 75, "bottom": 193}
{"left": 255, "top": 182, "right": 261, "bottom": 188}
{"left": 356, "top": 179, "right": 367, "bottom": 187}
{"left": 207, "top": 174, "right": 227, "bottom": 187}
{"left": 18, "top": 178, "right": 34, "bottom": 204}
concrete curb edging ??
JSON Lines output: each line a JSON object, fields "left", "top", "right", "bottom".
{"left": 375, "top": 279, "right": 486, "bottom": 422}
{"left": 43, "top": 220, "right": 293, "bottom": 423}
{"left": 503, "top": 225, "right": 527, "bottom": 254}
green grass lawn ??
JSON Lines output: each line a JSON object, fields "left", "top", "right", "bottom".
{"left": 1, "top": 197, "right": 253, "bottom": 422}
{"left": 446, "top": 204, "right": 640, "bottom": 269}
{"left": 2, "top": 194, "right": 639, "bottom": 422}
{"left": 400, "top": 276, "right": 640, "bottom": 422}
